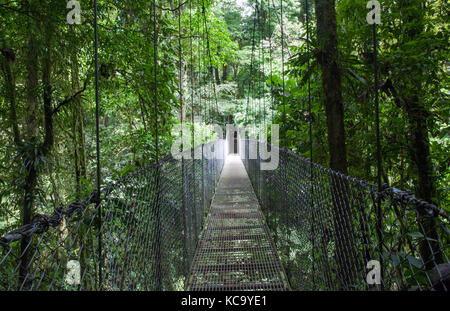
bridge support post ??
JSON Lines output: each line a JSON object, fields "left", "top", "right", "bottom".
{"left": 201, "top": 143, "right": 205, "bottom": 224}
{"left": 154, "top": 166, "right": 163, "bottom": 291}
{"left": 181, "top": 154, "right": 189, "bottom": 284}
{"left": 192, "top": 146, "right": 198, "bottom": 245}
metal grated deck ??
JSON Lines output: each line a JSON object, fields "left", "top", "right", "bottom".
{"left": 187, "top": 154, "right": 289, "bottom": 291}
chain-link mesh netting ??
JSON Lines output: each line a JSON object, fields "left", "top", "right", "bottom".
{"left": 1, "top": 137, "right": 448, "bottom": 291}
{"left": 0, "top": 140, "right": 225, "bottom": 291}
{"left": 241, "top": 139, "right": 449, "bottom": 291}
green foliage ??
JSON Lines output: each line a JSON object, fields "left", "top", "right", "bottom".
{"left": 0, "top": 0, "right": 237, "bottom": 234}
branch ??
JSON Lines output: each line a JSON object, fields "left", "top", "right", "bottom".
{"left": 0, "top": 48, "right": 21, "bottom": 146}
{"left": 52, "top": 75, "right": 90, "bottom": 115}
{"left": 156, "top": 0, "right": 188, "bottom": 12}
{"left": 0, "top": 1, "right": 40, "bottom": 21}
{"left": 380, "top": 78, "right": 403, "bottom": 109}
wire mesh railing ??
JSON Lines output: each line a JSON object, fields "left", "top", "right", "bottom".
{"left": 0, "top": 140, "right": 225, "bottom": 291}
{"left": 1, "top": 137, "right": 448, "bottom": 291}
{"left": 240, "top": 139, "right": 449, "bottom": 291}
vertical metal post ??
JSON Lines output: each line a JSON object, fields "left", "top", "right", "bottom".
{"left": 94, "top": 0, "right": 103, "bottom": 291}
{"left": 178, "top": 2, "right": 188, "bottom": 282}
{"left": 202, "top": 144, "right": 205, "bottom": 213}
{"left": 372, "top": 19, "right": 384, "bottom": 290}
{"left": 279, "top": 0, "right": 290, "bottom": 281}
{"left": 188, "top": 0, "right": 196, "bottom": 259}
{"left": 192, "top": 146, "right": 197, "bottom": 244}
{"left": 152, "top": 0, "right": 162, "bottom": 291}
{"left": 305, "top": 0, "right": 315, "bottom": 290}
{"left": 181, "top": 159, "right": 188, "bottom": 277}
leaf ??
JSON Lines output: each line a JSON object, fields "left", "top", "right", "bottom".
{"left": 408, "top": 232, "right": 424, "bottom": 239}
{"left": 390, "top": 253, "right": 401, "bottom": 267}
{"left": 347, "top": 68, "right": 367, "bottom": 85}
{"left": 406, "top": 256, "right": 423, "bottom": 269}
{"left": 440, "top": 223, "right": 450, "bottom": 235}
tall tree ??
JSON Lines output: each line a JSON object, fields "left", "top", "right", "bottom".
{"left": 383, "top": 0, "right": 444, "bottom": 267}
{"left": 71, "top": 50, "right": 87, "bottom": 199}
{"left": 314, "top": 0, "right": 357, "bottom": 289}
{"left": 314, "top": 0, "right": 347, "bottom": 174}
{"left": 0, "top": 0, "right": 89, "bottom": 283}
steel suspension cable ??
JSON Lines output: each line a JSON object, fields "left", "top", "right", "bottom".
{"left": 253, "top": 3, "right": 259, "bottom": 134}
{"left": 151, "top": 0, "right": 163, "bottom": 290}
{"left": 372, "top": 6, "right": 382, "bottom": 202}
{"left": 177, "top": 0, "right": 189, "bottom": 277}
{"left": 189, "top": 1, "right": 194, "bottom": 150}
{"left": 371, "top": 3, "right": 384, "bottom": 289}
{"left": 268, "top": 0, "right": 274, "bottom": 124}
{"left": 198, "top": 7, "right": 209, "bottom": 125}
{"left": 188, "top": 0, "right": 198, "bottom": 245}
{"left": 260, "top": 0, "right": 266, "bottom": 128}
{"left": 178, "top": 7, "right": 184, "bottom": 126}
{"left": 93, "top": 0, "right": 103, "bottom": 290}
{"left": 152, "top": 0, "right": 159, "bottom": 163}
{"left": 201, "top": 1, "right": 219, "bottom": 125}
{"left": 280, "top": 0, "right": 286, "bottom": 149}
{"left": 304, "top": 0, "right": 315, "bottom": 289}
{"left": 257, "top": 1, "right": 263, "bottom": 132}
{"left": 279, "top": 0, "right": 290, "bottom": 276}
{"left": 199, "top": 6, "right": 208, "bottom": 221}
{"left": 201, "top": 3, "right": 217, "bottom": 184}
{"left": 305, "top": 0, "right": 312, "bottom": 175}
{"left": 245, "top": 4, "right": 257, "bottom": 126}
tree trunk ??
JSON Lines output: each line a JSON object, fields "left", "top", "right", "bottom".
{"left": 20, "top": 0, "right": 40, "bottom": 285}
{"left": 70, "top": 51, "right": 87, "bottom": 198}
{"left": 25, "top": 29, "right": 39, "bottom": 141}
{"left": 214, "top": 67, "right": 221, "bottom": 84}
{"left": 314, "top": 0, "right": 347, "bottom": 175}
{"left": 222, "top": 62, "right": 228, "bottom": 82}
{"left": 71, "top": 50, "right": 90, "bottom": 286}
{"left": 77, "top": 91, "right": 87, "bottom": 182}
{"left": 393, "top": 0, "right": 442, "bottom": 269}
{"left": 178, "top": 61, "right": 187, "bottom": 122}
{"left": 42, "top": 22, "right": 54, "bottom": 156}
{"left": 314, "top": 0, "right": 357, "bottom": 290}
{"left": 233, "top": 63, "right": 239, "bottom": 81}
{"left": 0, "top": 48, "right": 21, "bottom": 145}
{"left": 72, "top": 110, "right": 81, "bottom": 198}
{"left": 404, "top": 98, "right": 442, "bottom": 268}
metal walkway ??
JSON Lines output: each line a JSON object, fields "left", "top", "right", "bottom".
{"left": 187, "top": 154, "right": 289, "bottom": 291}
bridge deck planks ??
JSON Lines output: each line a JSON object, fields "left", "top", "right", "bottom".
{"left": 187, "top": 154, "right": 289, "bottom": 291}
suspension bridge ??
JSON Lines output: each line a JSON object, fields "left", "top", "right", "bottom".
{"left": 0, "top": 136, "right": 448, "bottom": 291}
{"left": 0, "top": 0, "right": 449, "bottom": 291}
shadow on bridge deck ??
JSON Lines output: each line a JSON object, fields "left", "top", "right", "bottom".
{"left": 187, "top": 154, "right": 289, "bottom": 291}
